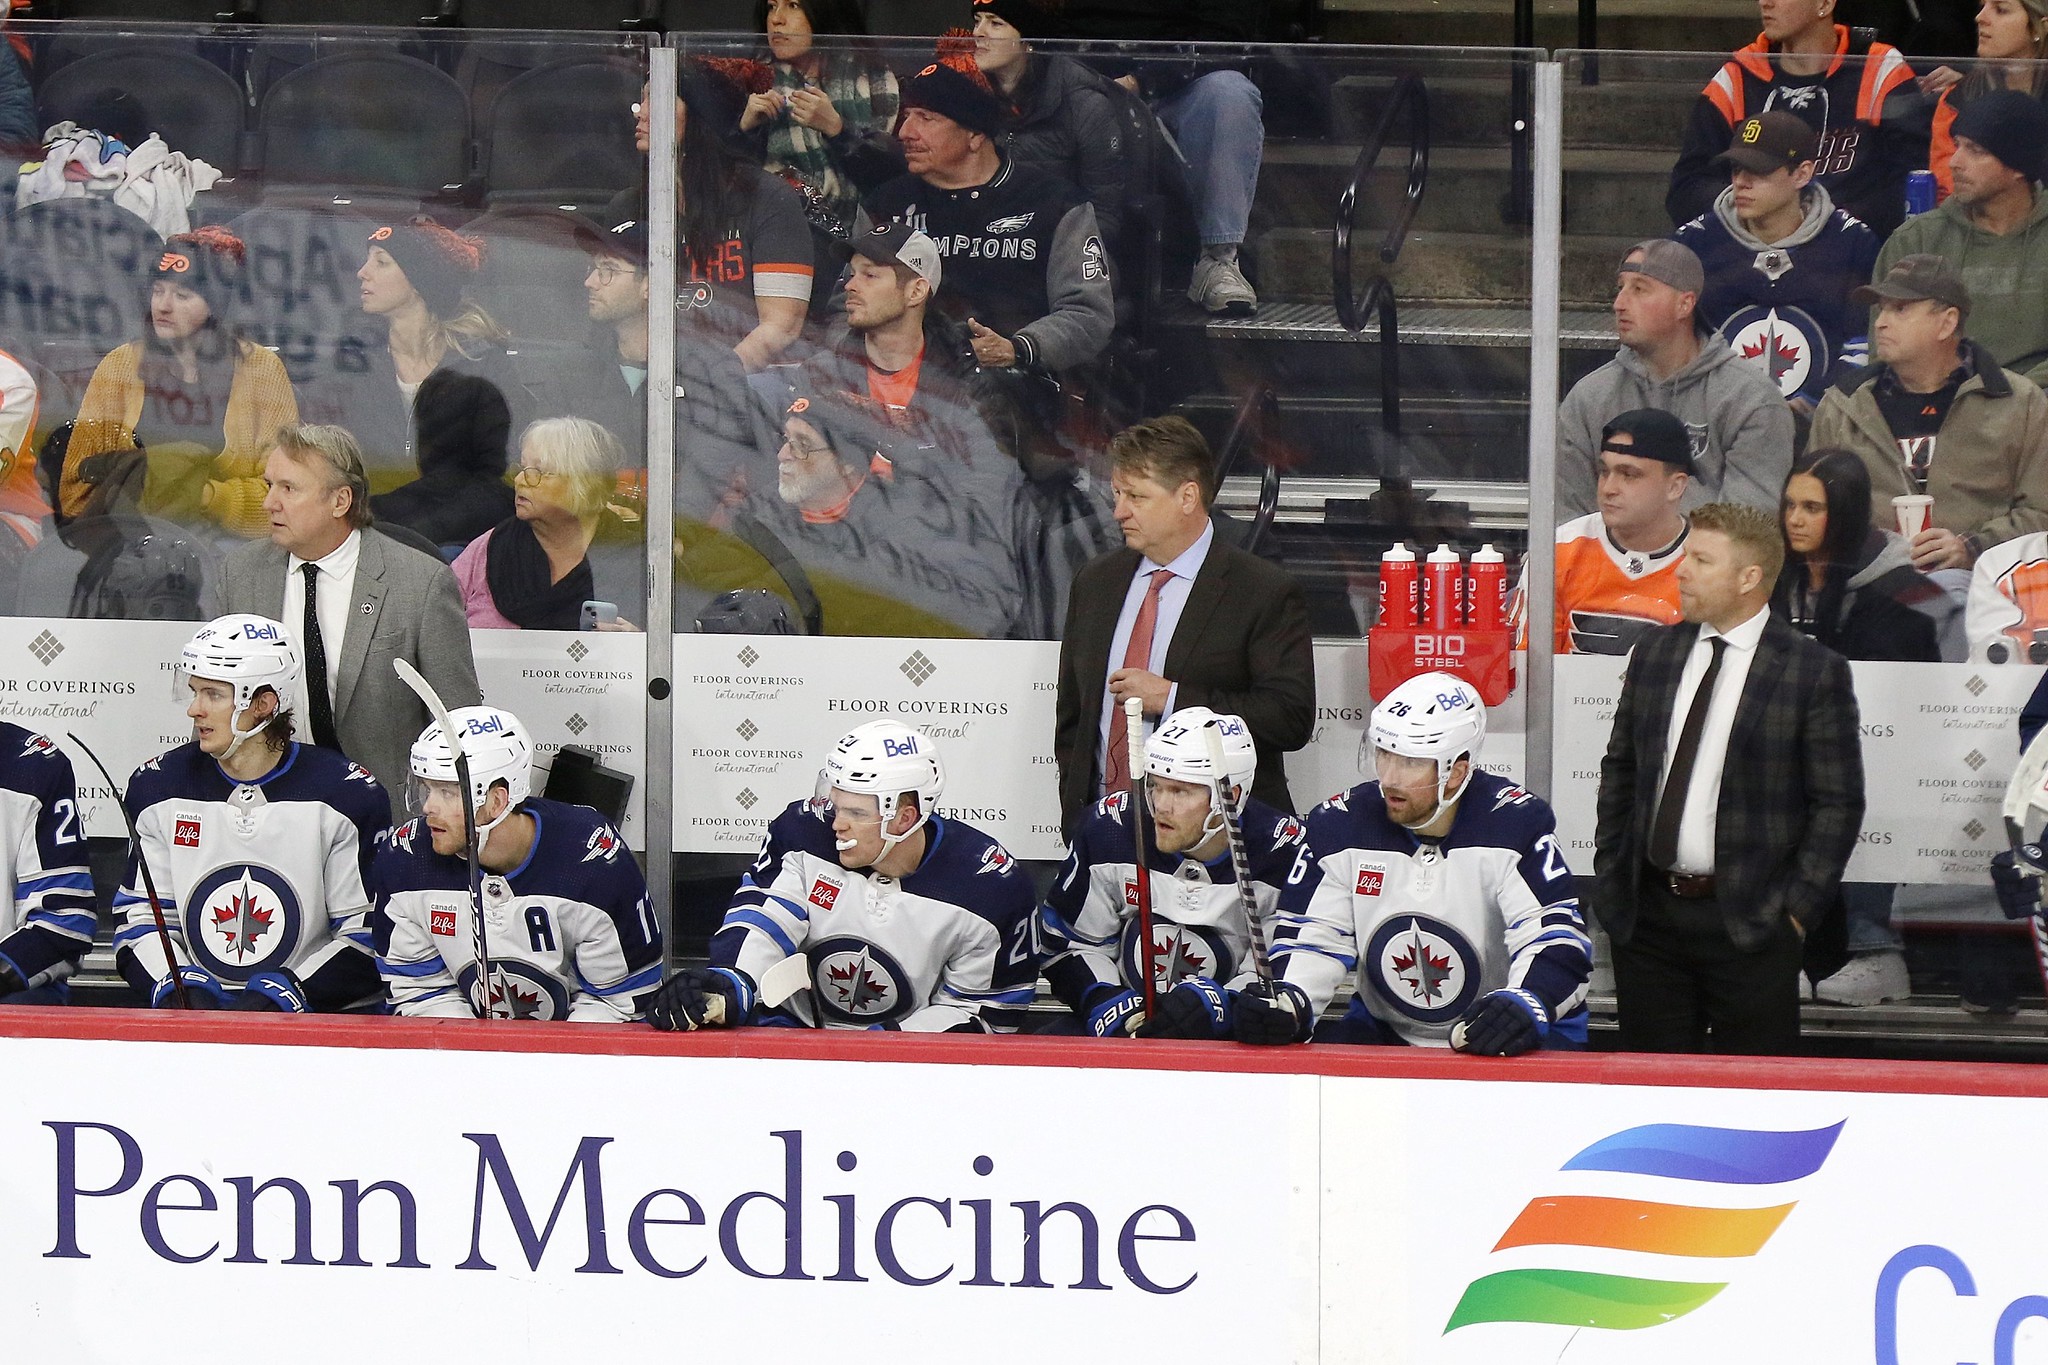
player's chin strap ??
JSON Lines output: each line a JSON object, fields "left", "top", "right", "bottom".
{"left": 1198, "top": 778, "right": 1241, "bottom": 847}
{"left": 473, "top": 797, "right": 518, "bottom": 861}
{"left": 872, "top": 790, "right": 932, "bottom": 857}
{"left": 1393, "top": 751, "right": 1474, "bottom": 832}
{"left": 219, "top": 702, "right": 271, "bottom": 761}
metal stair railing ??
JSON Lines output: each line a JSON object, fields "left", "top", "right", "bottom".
{"left": 1331, "top": 71, "right": 1426, "bottom": 448}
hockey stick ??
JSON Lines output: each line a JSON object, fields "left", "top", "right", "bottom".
{"left": 1125, "top": 696, "right": 1158, "bottom": 1017}
{"left": 2000, "top": 718, "right": 2048, "bottom": 1007}
{"left": 392, "top": 661, "right": 494, "bottom": 1020}
{"left": 66, "top": 732, "right": 188, "bottom": 1010}
{"left": 1203, "top": 724, "right": 1272, "bottom": 985}
{"left": 702, "top": 951, "right": 812, "bottom": 1026}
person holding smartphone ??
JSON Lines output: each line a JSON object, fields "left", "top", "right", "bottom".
{"left": 450, "top": 416, "right": 644, "bottom": 632}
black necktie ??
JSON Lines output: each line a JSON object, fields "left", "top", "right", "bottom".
{"left": 1648, "top": 636, "right": 1727, "bottom": 870}
{"left": 300, "top": 561, "right": 340, "bottom": 751}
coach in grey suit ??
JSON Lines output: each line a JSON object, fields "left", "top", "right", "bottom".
{"left": 1054, "top": 416, "right": 1314, "bottom": 832}
{"left": 221, "top": 425, "right": 481, "bottom": 818}
{"left": 1592, "top": 501, "right": 1864, "bottom": 1055}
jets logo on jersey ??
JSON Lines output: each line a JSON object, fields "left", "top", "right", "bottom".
{"left": 1356, "top": 864, "right": 1386, "bottom": 897}
{"left": 184, "top": 863, "right": 304, "bottom": 979}
{"left": 173, "top": 814, "right": 202, "bottom": 848}
{"left": 1324, "top": 791, "right": 1351, "bottom": 812}
{"left": 1103, "top": 790, "right": 1131, "bottom": 822}
{"left": 1491, "top": 785, "right": 1533, "bottom": 811}
{"left": 1725, "top": 304, "right": 1825, "bottom": 398}
{"left": 811, "top": 936, "right": 912, "bottom": 1023}
{"left": 809, "top": 877, "right": 841, "bottom": 911}
{"left": 1274, "top": 816, "right": 1306, "bottom": 845}
{"left": 387, "top": 821, "right": 419, "bottom": 853}
{"left": 345, "top": 763, "right": 378, "bottom": 787}
{"left": 459, "top": 959, "right": 570, "bottom": 1021}
{"left": 584, "top": 825, "right": 623, "bottom": 864}
{"left": 978, "top": 845, "right": 1015, "bottom": 876}
{"left": 1119, "top": 919, "right": 1229, "bottom": 991}
{"left": 1365, "top": 914, "right": 1483, "bottom": 1025}
{"left": 985, "top": 212, "right": 1033, "bottom": 234}
{"left": 18, "top": 733, "right": 54, "bottom": 759}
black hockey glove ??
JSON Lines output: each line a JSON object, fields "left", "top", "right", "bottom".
{"left": 1452, "top": 987, "right": 1551, "bottom": 1056}
{"left": 0, "top": 956, "right": 25, "bottom": 998}
{"left": 152, "top": 965, "right": 227, "bottom": 1010}
{"left": 1231, "top": 980, "right": 1311, "bottom": 1046}
{"left": 1082, "top": 984, "right": 1145, "bottom": 1037}
{"left": 1992, "top": 845, "right": 2048, "bottom": 919}
{"left": 1136, "top": 976, "right": 1233, "bottom": 1039}
{"left": 233, "top": 969, "right": 310, "bottom": 1012}
{"left": 647, "top": 967, "right": 754, "bottom": 1031}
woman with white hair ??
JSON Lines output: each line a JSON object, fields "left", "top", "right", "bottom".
{"left": 450, "top": 416, "right": 642, "bottom": 631}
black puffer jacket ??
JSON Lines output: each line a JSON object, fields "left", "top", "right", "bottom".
{"left": 999, "top": 54, "right": 1131, "bottom": 251}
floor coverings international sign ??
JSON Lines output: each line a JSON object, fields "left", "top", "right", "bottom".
{"left": 7, "top": 1017, "right": 2048, "bottom": 1363}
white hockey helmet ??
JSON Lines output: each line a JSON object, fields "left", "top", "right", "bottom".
{"left": 817, "top": 719, "right": 945, "bottom": 850}
{"left": 1145, "top": 707, "right": 1257, "bottom": 838}
{"left": 1366, "top": 671, "right": 1485, "bottom": 822}
{"left": 408, "top": 706, "right": 533, "bottom": 848}
{"left": 176, "top": 614, "right": 301, "bottom": 757}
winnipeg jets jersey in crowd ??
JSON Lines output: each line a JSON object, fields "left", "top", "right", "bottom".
{"left": 1039, "top": 790, "right": 1302, "bottom": 1006}
{"left": 115, "top": 742, "right": 389, "bottom": 997}
{"left": 0, "top": 725, "right": 94, "bottom": 992}
{"left": 371, "top": 798, "right": 661, "bottom": 1022}
{"left": 717, "top": 800, "right": 1038, "bottom": 1032}
{"left": 1273, "top": 770, "right": 1591, "bottom": 1047}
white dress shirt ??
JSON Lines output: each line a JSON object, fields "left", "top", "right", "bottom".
{"left": 1654, "top": 603, "right": 1769, "bottom": 874}
{"left": 282, "top": 529, "right": 363, "bottom": 733}
{"left": 1095, "top": 520, "right": 1214, "bottom": 792}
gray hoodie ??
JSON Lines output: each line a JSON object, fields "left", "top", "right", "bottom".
{"left": 1846, "top": 528, "right": 1965, "bottom": 662}
{"left": 1556, "top": 336, "right": 1796, "bottom": 520}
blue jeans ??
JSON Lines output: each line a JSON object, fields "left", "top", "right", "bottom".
{"left": 1842, "top": 882, "right": 1903, "bottom": 955}
{"left": 1153, "top": 70, "right": 1264, "bottom": 247}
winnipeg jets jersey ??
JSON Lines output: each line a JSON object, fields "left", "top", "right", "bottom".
{"left": 0, "top": 725, "right": 94, "bottom": 992}
{"left": 1038, "top": 790, "right": 1303, "bottom": 1009}
{"left": 716, "top": 801, "right": 1038, "bottom": 1032}
{"left": 371, "top": 798, "right": 661, "bottom": 1023}
{"left": 115, "top": 742, "right": 389, "bottom": 997}
{"left": 1273, "top": 770, "right": 1591, "bottom": 1047}
{"left": 1515, "top": 513, "right": 1687, "bottom": 656}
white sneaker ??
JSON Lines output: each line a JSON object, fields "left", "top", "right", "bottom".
{"left": 1189, "top": 254, "right": 1258, "bottom": 315}
{"left": 1799, "top": 973, "right": 1815, "bottom": 1002}
{"left": 1814, "top": 951, "right": 1910, "bottom": 1006}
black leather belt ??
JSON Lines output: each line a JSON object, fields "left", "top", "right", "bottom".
{"left": 1655, "top": 867, "right": 1717, "bottom": 899}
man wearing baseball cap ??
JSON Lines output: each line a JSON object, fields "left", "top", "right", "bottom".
{"left": 1811, "top": 253, "right": 2048, "bottom": 573}
{"left": 862, "top": 54, "right": 1114, "bottom": 376}
{"left": 1877, "top": 89, "right": 2048, "bottom": 387}
{"left": 1557, "top": 239, "right": 1794, "bottom": 525}
{"left": 1675, "top": 110, "right": 1880, "bottom": 412}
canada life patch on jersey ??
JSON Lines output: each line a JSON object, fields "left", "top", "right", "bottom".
{"left": 583, "top": 825, "right": 623, "bottom": 864}
{"left": 1355, "top": 864, "right": 1386, "bottom": 897}
{"left": 173, "top": 814, "right": 202, "bottom": 848}
{"left": 428, "top": 901, "right": 459, "bottom": 937}
{"left": 809, "top": 876, "right": 842, "bottom": 911}
{"left": 1123, "top": 878, "right": 1141, "bottom": 909}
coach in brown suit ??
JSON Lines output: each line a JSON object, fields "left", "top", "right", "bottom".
{"left": 1054, "top": 416, "right": 1315, "bottom": 832}
{"left": 1591, "top": 501, "right": 1864, "bottom": 1054}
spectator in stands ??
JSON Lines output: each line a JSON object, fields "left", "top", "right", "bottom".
{"left": 1674, "top": 111, "right": 1879, "bottom": 414}
{"left": 345, "top": 218, "right": 521, "bottom": 549}
{"left": 452, "top": 417, "right": 643, "bottom": 633}
{"left": 1558, "top": 241, "right": 1795, "bottom": 521}
{"left": 1877, "top": 91, "right": 2048, "bottom": 385}
{"left": 1918, "top": 0, "right": 2048, "bottom": 202}
{"left": 1772, "top": 445, "right": 1949, "bottom": 1010}
{"left": 62, "top": 228, "right": 300, "bottom": 540}
{"left": 0, "top": 345, "right": 45, "bottom": 554}
{"left": 0, "top": 11, "right": 33, "bottom": 175}
{"left": 1667, "top": 0, "right": 1921, "bottom": 239}
{"left": 629, "top": 62, "right": 814, "bottom": 373}
{"left": 864, "top": 56, "right": 1115, "bottom": 375}
{"left": 1966, "top": 527, "right": 2048, "bottom": 661}
{"left": 746, "top": 0, "right": 902, "bottom": 244}
{"left": 1056, "top": 0, "right": 1266, "bottom": 314}
{"left": 1810, "top": 254, "right": 2048, "bottom": 573}
{"left": 972, "top": 0, "right": 1133, "bottom": 254}
{"left": 1535, "top": 409, "right": 1694, "bottom": 656}
{"left": 561, "top": 213, "right": 650, "bottom": 455}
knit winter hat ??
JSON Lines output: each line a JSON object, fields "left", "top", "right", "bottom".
{"left": 900, "top": 45, "right": 1006, "bottom": 137}
{"left": 368, "top": 217, "right": 483, "bottom": 318}
{"left": 1952, "top": 89, "right": 2048, "bottom": 183}
{"left": 151, "top": 226, "right": 246, "bottom": 322}
{"left": 971, "top": 0, "right": 1060, "bottom": 39}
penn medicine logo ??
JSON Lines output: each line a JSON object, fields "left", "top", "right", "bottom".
{"left": 1445, "top": 1120, "right": 1843, "bottom": 1338}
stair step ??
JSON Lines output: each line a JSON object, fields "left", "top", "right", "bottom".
{"left": 1182, "top": 299, "right": 1615, "bottom": 348}
{"left": 1331, "top": 72, "right": 1703, "bottom": 150}
{"left": 1258, "top": 226, "right": 1640, "bottom": 306}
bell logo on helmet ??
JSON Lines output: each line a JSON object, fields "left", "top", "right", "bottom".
{"left": 1438, "top": 690, "right": 1472, "bottom": 711}
{"left": 241, "top": 622, "right": 281, "bottom": 642}
{"left": 882, "top": 736, "right": 919, "bottom": 758}
{"left": 1216, "top": 716, "right": 1247, "bottom": 736}
{"left": 465, "top": 714, "right": 507, "bottom": 736}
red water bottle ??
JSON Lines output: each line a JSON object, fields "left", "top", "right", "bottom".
{"left": 1425, "top": 544, "right": 1462, "bottom": 629}
{"left": 1466, "top": 543, "right": 1506, "bottom": 629}
{"left": 1378, "top": 542, "right": 1419, "bottom": 627}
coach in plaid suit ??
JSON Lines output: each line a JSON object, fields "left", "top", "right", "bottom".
{"left": 1591, "top": 501, "right": 1864, "bottom": 1054}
